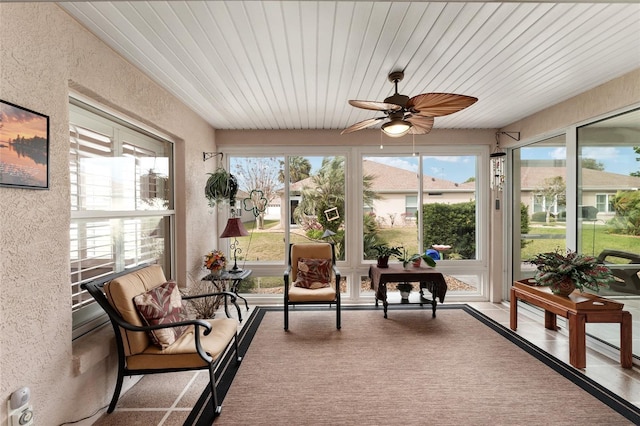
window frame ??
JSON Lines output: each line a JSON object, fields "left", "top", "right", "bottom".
{"left": 221, "top": 143, "right": 490, "bottom": 303}
{"left": 69, "top": 95, "right": 176, "bottom": 339}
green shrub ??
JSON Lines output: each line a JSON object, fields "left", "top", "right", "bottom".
{"left": 422, "top": 202, "right": 475, "bottom": 259}
{"left": 531, "top": 211, "right": 547, "bottom": 222}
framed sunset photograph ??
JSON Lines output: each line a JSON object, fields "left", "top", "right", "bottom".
{"left": 0, "top": 99, "right": 49, "bottom": 189}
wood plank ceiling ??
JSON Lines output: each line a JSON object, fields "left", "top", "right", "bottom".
{"left": 60, "top": 1, "right": 640, "bottom": 131}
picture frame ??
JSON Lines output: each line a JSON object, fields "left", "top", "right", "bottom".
{"left": 0, "top": 99, "right": 49, "bottom": 189}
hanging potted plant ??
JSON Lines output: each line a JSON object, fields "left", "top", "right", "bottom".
{"left": 204, "top": 167, "right": 238, "bottom": 207}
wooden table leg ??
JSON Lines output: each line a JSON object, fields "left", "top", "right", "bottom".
{"left": 568, "top": 312, "right": 587, "bottom": 369}
{"left": 544, "top": 310, "right": 558, "bottom": 330}
{"left": 621, "top": 311, "right": 633, "bottom": 369}
{"left": 510, "top": 287, "right": 518, "bottom": 330}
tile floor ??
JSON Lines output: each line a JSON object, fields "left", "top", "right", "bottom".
{"left": 76, "top": 300, "right": 640, "bottom": 426}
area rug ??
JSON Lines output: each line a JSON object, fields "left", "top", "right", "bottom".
{"left": 186, "top": 305, "right": 639, "bottom": 425}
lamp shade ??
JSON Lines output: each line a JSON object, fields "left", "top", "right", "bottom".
{"left": 381, "top": 119, "right": 412, "bottom": 137}
{"left": 220, "top": 218, "right": 249, "bottom": 238}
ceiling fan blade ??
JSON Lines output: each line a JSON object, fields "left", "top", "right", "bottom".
{"left": 407, "top": 93, "right": 478, "bottom": 117}
{"left": 348, "top": 100, "right": 402, "bottom": 112}
{"left": 406, "top": 115, "right": 434, "bottom": 135}
{"left": 341, "top": 117, "right": 386, "bottom": 134}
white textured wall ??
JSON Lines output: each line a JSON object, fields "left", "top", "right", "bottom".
{"left": 0, "top": 3, "right": 217, "bottom": 424}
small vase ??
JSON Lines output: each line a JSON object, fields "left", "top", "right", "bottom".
{"left": 399, "top": 290, "right": 410, "bottom": 300}
{"left": 412, "top": 259, "right": 421, "bottom": 268}
{"left": 550, "top": 277, "right": 576, "bottom": 296}
{"left": 209, "top": 269, "right": 222, "bottom": 277}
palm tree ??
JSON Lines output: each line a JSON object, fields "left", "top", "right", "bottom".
{"left": 295, "top": 157, "right": 378, "bottom": 259}
{"left": 278, "top": 156, "right": 311, "bottom": 183}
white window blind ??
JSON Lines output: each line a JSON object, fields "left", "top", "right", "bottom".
{"left": 69, "top": 100, "right": 174, "bottom": 338}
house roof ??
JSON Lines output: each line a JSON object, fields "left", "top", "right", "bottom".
{"left": 288, "top": 160, "right": 640, "bottom": 193}
{"left": 520, "top": 166, "right": 640, "bottom": 191}
{"left": 363, "top": 160, "right": 475, "bottom": 192}
{"left": 289, "top": 159, "right": 475, "bottom": 193}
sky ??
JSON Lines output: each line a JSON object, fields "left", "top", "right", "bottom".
{"left": 521, "top": 146, "right": 639, "bottom": 176}
{"left": 234, "top": 145, "right": 639, "bottom": 188}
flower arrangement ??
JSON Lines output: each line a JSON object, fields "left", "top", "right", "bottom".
{"left": 527, "top": 249, "right": 614, "bottom": 292}
{"left": 204, "top": 249, "right": 226, "bottom": 272}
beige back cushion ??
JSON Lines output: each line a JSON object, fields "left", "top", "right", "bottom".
{"left": 104, "top": 265, "right": 167, "bottom": 356}
{"left": 290, "top": 243, "right": 332, "bottom": 282}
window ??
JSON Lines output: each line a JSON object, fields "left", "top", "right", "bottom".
{"left": 70, "top": 100, "right": 174, "bottom": 337}
{"left": 223, "top": 146, "right": 487, "bottom": 300}
{"left": 512, "top": 135, "right": 567, "bottom": 283}
{"left": 405, "top": 195, "right": 418, "bottom": 216}
{"left": 595, "top": 194, "right": 614, "bottom": 214}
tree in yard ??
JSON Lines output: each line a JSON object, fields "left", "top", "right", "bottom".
{"left": 232, "top": 157, "right": 280, "bottom": 229}
{"left": 581, "top": 158, "right": 605, "bottom": 171}
{"left": 609, "top": 190, "right": 640, "bottom": 236}
{"left": 294, "top": 157, "right": 378, "bottom": 259}
{"left": 537, "top": 176, "right": 566, "bottom": 223}
{"left": 278, "top": 156, "right": 311, "bottom": 183}
{"left": 631, "top": 146, "right": 640, "bottom": 178}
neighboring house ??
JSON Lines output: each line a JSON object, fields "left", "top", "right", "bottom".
{"left": 283, "top": 159, "right": 476, "bottom": 227}
{"left": 520, "top": 163, "right": 640, "bottom": 221}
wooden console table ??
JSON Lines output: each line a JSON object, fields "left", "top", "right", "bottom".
{"left": 510, "top": 280, "right": 632, "bottom": 369}
{"left": 368, "top": 264, "right": 447, "bottom": 318}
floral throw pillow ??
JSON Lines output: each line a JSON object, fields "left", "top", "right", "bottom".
{"left": 133, "top": 280, "right": 189, "bottom": 349}
{"left": 294, "top": 258, "right": 331, "bottom": 289}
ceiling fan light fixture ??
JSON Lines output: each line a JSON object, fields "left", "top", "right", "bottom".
{"left": 381, "top": 119, "right": 412, "bottom": 137}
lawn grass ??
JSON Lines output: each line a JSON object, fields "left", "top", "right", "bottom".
{"left": 231, "top": 220, "right": 638, "bottom": 265}
{"left": 522, "top": 224, "right": 639, "bottom": 262}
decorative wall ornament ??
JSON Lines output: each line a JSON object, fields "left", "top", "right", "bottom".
{"left": 490, "top": 139, "right": 506, "bottom": 192}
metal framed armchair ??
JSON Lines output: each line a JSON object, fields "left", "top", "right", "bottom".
{"left": 596, "top": 249, "right": 640, "bottom": 295}
{"left": 284, "top": 242, "right": 341, "bottom": 330}
{"left": 81, "top": 264, "right": 242, "bottom": 417}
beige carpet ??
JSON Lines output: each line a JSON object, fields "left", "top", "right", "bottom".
{"left": 206, "top": 307, "right": 636, "bottom": 425}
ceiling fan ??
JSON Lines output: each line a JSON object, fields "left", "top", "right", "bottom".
{"left": 341, "top": 71, "right": 478, "bottom": 137}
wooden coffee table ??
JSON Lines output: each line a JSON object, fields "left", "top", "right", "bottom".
{"left": 510, "top": 280, "right": 632, "bottom": 369}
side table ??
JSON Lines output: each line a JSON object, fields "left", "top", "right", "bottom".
{"left": 202, "top": 269, "right": 251, "bottom": 321}
{"left": 510, "top": 279, "right": 632, "bottom": 369}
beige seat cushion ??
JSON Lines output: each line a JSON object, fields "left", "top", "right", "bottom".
{"left": 126, "top": 318, "right": 238, "bottom": 370}
{"left": 104, "top": 265, "right": 168, "bottom": 355}
{"left": 288, "top": 284, "right": 337, "bottom": 302}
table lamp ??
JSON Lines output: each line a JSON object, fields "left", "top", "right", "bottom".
{"left": 220, "top": 216, "right": 249, "bottom": 273}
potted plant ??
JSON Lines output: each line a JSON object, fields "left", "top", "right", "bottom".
{"left": 416, "top": 253, "right": 437, "bottom": 268}
{"left": 395, "top": 248, "right": 438, "bottom": 269}
{"left": 372, "top": 244, "right": 402, "bottom": 268}
{"left": 204, "top": 249, "right": 227, "bottom": 276}
{"left": 396, "top": 282, "right": 413, "bottom": 300}
{"left": 204, "top": 167, "right": 238, "bottom": 207}
{"left": 527, "top": 249, "right": 614, "bottom": 295}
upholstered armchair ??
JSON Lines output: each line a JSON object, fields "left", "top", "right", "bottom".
{"left": 284, "top": 242, "right": 341, "bottom": 330}
{"left": 82, "top": 264, "right": 242, "bottom": 417}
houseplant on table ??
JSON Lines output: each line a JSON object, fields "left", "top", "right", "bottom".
{"left": 372, "top": 244, "right": 402, "bottom": 268}
{"left": 527, "top": 249, "right": 614, "bottom": 296}
{"left": 394, "top": 248, "right": 437, "bottom": 269}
